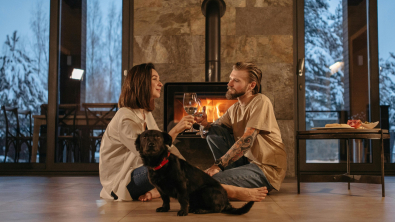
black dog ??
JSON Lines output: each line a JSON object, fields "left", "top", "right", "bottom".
{"left": 135, "top": 130, "right": 254, "bottom": 216}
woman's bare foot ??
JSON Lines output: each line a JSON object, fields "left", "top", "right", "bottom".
{"left": 138, "top": 188, "right": 161, "bottom": 202}
{"left": 222, "top": 184, "right": 268, "bottom": 202}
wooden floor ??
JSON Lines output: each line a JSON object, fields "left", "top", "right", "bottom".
{"left": 1, "top": 176, "right": 395, "bottom": 222}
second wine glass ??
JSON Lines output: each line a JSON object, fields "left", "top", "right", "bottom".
{"left": 183, "top": 93, "right": 199, "bottom": 132}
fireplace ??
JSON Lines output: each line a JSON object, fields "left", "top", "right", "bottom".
{"left": 164, "top": 82, "right": 237, "bottom": 133}
{"left": 163, "top": 0, "right": 229, "bottom": 169}
{"left": 164, "top": 82, "right": 237, "bottom": 169}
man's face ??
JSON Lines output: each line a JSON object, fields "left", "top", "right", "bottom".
{"left": 226, "top": 69, "right": 250, "bottom": 100}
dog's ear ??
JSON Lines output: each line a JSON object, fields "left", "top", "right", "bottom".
{"left": 135, "top": 134, "right": 141, "bottom": 151}
{"left": 162, "top": 132, "right": 173, "bottom": 147}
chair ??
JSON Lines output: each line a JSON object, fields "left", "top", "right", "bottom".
{"left": 41, "top": 104, "right": 80, "bottom": 163}
{"left": 82, "top": 103, "right": 118, "bottom": 163}
{"left": 1, "top": 106, "right": 33, "bottom": 163}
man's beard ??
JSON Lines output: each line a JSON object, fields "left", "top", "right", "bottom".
{"left": 226, "top": 87, "right": 247, "bottom": 100}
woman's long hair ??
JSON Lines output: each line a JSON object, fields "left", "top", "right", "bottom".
{"left": 118, "top": 63, "right": 155, "bottom": 111}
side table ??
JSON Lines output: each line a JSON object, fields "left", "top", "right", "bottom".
{"left": 296, "top": 129, "right": 390, "bottom": 197}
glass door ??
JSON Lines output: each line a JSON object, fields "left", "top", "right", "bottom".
{"left": 55, "top": 0, "right": 123, "bottom": 165}
{"left": 46, "top": 0, "right": 131, "bottom": 172}
{"left": 378, "top": 0, "right": 395, "bottom": 166}
{"left": 0, "top": 0, "right": 134, "bottom": 173}
{"left": 296, "top": 0, "right": 382, "bottom": 173}
{"left": 0, "top": 0, "right": 50, "bottom": 165}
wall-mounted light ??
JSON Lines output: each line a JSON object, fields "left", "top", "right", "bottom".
{"left": 71, "top": 68, "right": 84, "bottom": 80}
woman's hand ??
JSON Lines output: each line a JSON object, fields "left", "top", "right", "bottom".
{"left": 170, "top": 115, "right": 194, "bottom": 134}
{"left": 168, "top": 115, "right": 194, "bottom": 142}
{"left": 204, "top": 164, "right": 221, "bottom": 177}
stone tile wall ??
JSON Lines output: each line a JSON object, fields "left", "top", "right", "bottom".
{"left": 133, "top": 0, "right": 295, "bottom": 177}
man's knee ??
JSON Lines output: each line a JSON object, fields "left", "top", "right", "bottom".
{"left": 207, "top": 124, "right": 232, "bottom": 138}
{"left": 206, "top": 127, "right": 227, "bottom": 143}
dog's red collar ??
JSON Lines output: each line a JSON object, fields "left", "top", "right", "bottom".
{"left": 152, "top": 152, "right": 171, "bottom": 171}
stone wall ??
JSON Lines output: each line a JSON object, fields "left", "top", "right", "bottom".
{"left": 133, "top": 0, "right": 295, "bottom": 177}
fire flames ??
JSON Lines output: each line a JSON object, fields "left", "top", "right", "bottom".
{"left": 174, "top": 98, "right": 237, "bottom": 123}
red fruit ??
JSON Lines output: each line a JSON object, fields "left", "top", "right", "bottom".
{"left": 347, "top": 120, "right": 362, "bottom": 129}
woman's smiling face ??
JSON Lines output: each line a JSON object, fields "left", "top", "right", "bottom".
{"left": 150, "top": 69, "right": 162, "bottom": 99}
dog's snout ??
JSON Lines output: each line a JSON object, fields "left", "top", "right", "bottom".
{"left": 148, "top": 142, "right": 155, "bottom": 147}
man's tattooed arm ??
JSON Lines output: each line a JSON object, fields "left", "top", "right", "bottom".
{"left": 219, "top": 127, "right": 259, "bottom": 168}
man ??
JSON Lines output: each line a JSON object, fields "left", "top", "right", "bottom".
{"left": 195, "top": 62, "right": 287, "bottom": 192}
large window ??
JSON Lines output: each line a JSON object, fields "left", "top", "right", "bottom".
{"left": 302, "top": 0, "right": 395, "bottom": 167}
{"left": 0, "top": 0, "right": 123, "bottom": 165}
{"left": 0, "top": 0, "right": 50, "bottom": 163}
{"left": 56, "top": 0, "right": 122, "bottom": 163}
{"left": 85, "top": 0, "right": 122, "bottom": 103}
{"left": 378, "top": 0, "right": 395, "bottom": 163}
{"left": 0, "top": 0, "right": 133, "bottom": 172}
{"left": 304, "top": 0, "right": 349, "bottom": 163}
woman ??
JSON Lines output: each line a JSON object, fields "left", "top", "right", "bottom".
{"left": 99, "top": 63, "right": 193, "bottom": 201}
{"left": 100, "top": 63, "right": 268, "bottom": 202}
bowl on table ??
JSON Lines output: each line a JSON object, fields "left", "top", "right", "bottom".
{"left": 360, "top": 121, "right": 379, "bottom": 129}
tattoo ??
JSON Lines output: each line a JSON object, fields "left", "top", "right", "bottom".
{"left": 220, "top": 128, "right": 259, "bottom": 168}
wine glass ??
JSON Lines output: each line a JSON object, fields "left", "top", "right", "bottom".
{"left": 183, "top": 93, "right": 199, "bottom": 132}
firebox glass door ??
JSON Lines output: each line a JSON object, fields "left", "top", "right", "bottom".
{"left": 169, "top": 92, "right": 237, "bottom": 133}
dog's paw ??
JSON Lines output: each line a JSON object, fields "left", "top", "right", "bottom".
{"left": 156, "top": 207, "right": 170, "bottom": 212}
{"left": 177, "top": 210, "right": 188, "bottom": 216}
{"left": 193, "top": 209, "right": 207, "bottom": 214}
{"left": 188, "top": 207, "right": 197, "bottom": 214}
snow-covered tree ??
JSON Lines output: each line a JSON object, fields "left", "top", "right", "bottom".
{"left": 305, "top": 0, "right": 345, "bottom": 113}
{"left": 86, "top": 0, "right": 105, "bottom": 103}
{"left": 0, "top": 31, "right": 46, "bottom": 137}
{"left": 379, "top": 53, "right": 395, "bottom": 126}
{"left": 105, "top": 1, "right": 122, "bottom": 102}
{"left": 30, "top": 1, "right": 49, "bottom": 90}
{"left": 85, "top": 0, "right": 122, "bottom": 103}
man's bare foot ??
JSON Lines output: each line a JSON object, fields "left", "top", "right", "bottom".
{"left": 138, "top": 188, "right": 160, "bottom": 202}
{"left": 222, "top": 185, "right": 268, "bottom": 202}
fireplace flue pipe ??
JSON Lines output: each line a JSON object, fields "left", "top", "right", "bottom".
{"left": 201, "top": 0, "right": 226, "bottom": 82}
